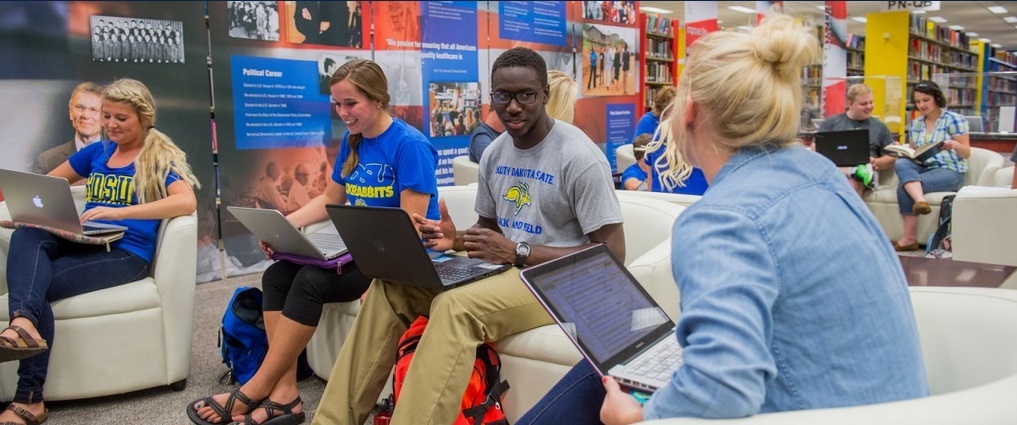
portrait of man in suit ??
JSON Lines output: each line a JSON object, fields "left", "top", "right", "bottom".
{"left": 35, "top": 81, "right": 103, "bottom": 175}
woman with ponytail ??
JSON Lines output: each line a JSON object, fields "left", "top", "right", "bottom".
{"left": 0, "top": 78, "right": 199, "bottom": 425}
{"left": 518, "top": 13, "right": 928, "bottom": 425}
{"left": 190, "top": 58, "right": 440, "bottom": 425}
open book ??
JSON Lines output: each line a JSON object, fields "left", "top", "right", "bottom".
{"left": 885, "top": 140, "right": 944, "bottom": 163}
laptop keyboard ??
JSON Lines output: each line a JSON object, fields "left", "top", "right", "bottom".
{"left": 627, "top": 337, "right": 683, "bottom": 381}
{"left": 306, "top": 232, "right": 347, "bottom": 252}
{"left": 435, "top": 264, "right": 482, "bottom": 281}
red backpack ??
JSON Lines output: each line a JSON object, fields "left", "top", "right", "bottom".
{"left": 393, "top": 316, "right": 510, "bottom": 425}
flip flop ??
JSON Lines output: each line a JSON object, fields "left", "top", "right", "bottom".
{"left": 0, "top": 325, "right": 48, "bottom": 363}
{"left": 0, "top": 404, "right": 48, "bottom": 425}
{"left": 188, "top": 388, "right": 262, "bottom": 425}
{"left": 228, "top": 396, "right": 305, "bottom": 425}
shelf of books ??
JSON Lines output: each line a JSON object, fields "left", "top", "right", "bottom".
{"left": 639, "top": 13, "right": 678, "bottom": 116}
{"left": 865, "top": 10, "right": 978, "bottom": 137}
{"left": 801, "top": 22, "right": 823, "bottom": 122}
{"left": 982, "top": 46, "right": 1017, "bottom": 132}
{"left": 846, "top": 34, "right": 865, "bottom": 77}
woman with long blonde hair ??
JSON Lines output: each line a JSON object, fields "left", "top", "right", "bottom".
{"left": 0, "top": 78, "right": 199, "bottom": 425}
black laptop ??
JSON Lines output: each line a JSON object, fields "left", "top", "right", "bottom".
{"left": 325, "top": 204, "right": 511, "bottom": 290}
{"left": 814, "top": 128, "right": 870, "bottom": 166}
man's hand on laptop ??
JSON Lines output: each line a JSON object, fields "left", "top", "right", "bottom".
{"left": 413, "top": 198, "right": 457, "bottom": 252}
{"left": 79, "top": 206, "right": 126, "bottom": 222}
{"left": 462, "top": 227, "right": 513, "bottom": 264}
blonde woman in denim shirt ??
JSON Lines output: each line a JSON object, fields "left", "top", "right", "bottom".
{"left": 518, "top": 13, "right": 928, "bottom": 425}
{"left": 892, "top": 80, "right": 970, "bottom": 252}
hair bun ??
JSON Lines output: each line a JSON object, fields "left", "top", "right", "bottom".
{"left": 749, "top": 14, "right": 821, "bottom": 81}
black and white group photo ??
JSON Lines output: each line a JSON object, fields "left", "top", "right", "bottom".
{"left": 227, "top": 1, "right": 280, "bottom": 41}
{"left": 90, "top": 15, "right": 184, "bottom": 63}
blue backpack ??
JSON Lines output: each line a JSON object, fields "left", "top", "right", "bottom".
{"left": 219, "top": 287, "right": 268, "bottom": 385}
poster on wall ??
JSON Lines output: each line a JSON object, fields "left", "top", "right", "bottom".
{"left": 0, "top": 1, "right": 216, "bottom": 279}
{"left": 580, "top": 23, "right": 638, "bottom": 97}
{"left": 209, "top": 1, "right": 371, "bottom": 281}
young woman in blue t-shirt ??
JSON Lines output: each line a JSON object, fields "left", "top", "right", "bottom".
{"left": 190, "top": 59, "right": 440, "bottom": 425}
{"left": 0, "top": 78, "right": 200, "bottom": 425}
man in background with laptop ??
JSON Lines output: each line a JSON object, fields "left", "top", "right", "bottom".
{"left": 819, "top": 83, "right": 896, "bottom": 197}
{"left": 34, "top": 82, "right": 103, "bottom": 175}
{"left": 313, "top": 47, "right": 625, "bottom": 425}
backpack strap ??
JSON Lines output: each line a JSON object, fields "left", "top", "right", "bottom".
{"left": 461, "top": 380, "right": 510, "bottom": 425}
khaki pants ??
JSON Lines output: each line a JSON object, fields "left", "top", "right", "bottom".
{"left": 312, "top": 267, "right": 553, "bottom": 425}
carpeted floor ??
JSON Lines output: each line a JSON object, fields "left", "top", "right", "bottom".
{"left": 41, "top": 272, "right": 328, "bottom": 424}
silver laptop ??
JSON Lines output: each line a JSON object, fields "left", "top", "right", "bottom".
{"left": 227, "top": 206, "right": 347, "bottom": 261}
{"left": 0, "top": 168, "right": 128, "bottom": 235}
{"left": 325, "top": 204, "right": 511, "bottom": 290}
{"left": 519, "top": 244, "right": 683, "bottom": 393}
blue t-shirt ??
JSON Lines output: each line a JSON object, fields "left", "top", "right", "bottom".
{"left": 644, "top": 146, "right": 709, "bottom": 195}
{"left": 68, "top": 141, "right": 181, "bottom": 263}
{"left": 634, "top": 111, "right": 659, "bottom": 140}
{"left": 621, "top": 163, "right": 647, "bottom": 189}
{"left": 332, "top": 118, "right": 441, "bottom": 220}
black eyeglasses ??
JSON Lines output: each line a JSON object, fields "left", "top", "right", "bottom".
{"left": 490, "top": 91, "right": 539, "bottom": 105}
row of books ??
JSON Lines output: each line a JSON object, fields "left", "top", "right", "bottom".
{"left": 845, "top": 33, "right": 865, "bottom": 50}
{"left": 909, "top": 14, "right": 970, "bottom": 50}
{"left": 987, "top": 76, "right": 1017, "bottom": 94}
{"left": 995, "top": 51, "right": 1017, "bottom": 67}
{"left": 645, "top": 62, "right": 674, "bottom": 84}
{"left": 847, "top": 51, "right": 864, "bottom": 69}
{"left": 645, "top": 38, "right": 673, "bottom": 60}
{"left": 945, "top": 87, "right": 975, "bottom": 106}
{"left": 802, "top": 64, "right": 822, "bottom": 79}
{"left": 645, "top": 14, "right": 673, "bottom": 36}
{"left": 985, "top": 91, "right": 1016, "bottom": 107}
{"left": 908, "top": 62, "right": 974, "bottom": 82}
{"left": 908, "top": 39, "right": 977, "bottom": 70}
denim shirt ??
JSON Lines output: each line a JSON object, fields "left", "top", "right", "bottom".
{"left": 644, "top": 145, "right": 929, "bottom": 419}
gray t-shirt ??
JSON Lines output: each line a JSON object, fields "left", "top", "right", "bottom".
{"left": 820, "top": 113, "right": 894, "bottom": 158}
{"left": 476, "top": 120, "right": 623, "bottom": 247}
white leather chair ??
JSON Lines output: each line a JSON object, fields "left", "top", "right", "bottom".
{"left": 994, "top": 166, "right": 1014, "bottom": 187}
{"left": 951, "top": 185, "right": 1017, "bottom": 270}
{"left": 452, "top": 155, "right": 479, "bottom": 186}
{"left": 637, "top": 286, "right": 1017, "bottom": 424}
{"left": 864, "top": 147, "right": 1005, "bottom": 242}
{"left": 0, "top": 186, "right": 197, "bottom": 400}
{"left": 616, "top": 144, "right": 636, "bottom": 174}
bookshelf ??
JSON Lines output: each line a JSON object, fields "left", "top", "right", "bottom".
{"left": 982, "top": 47, "right": 1017, "bottom": 132}
{"left": 865, "top": 11, "right": 979, "bottom": 137}
{"left": 846, "top": 34, "right": 865, "bottom": 77}
{"left": 638, "top": 13, "right": 678, "bottom": 117}
{"left": 802, "top": 22, "right": 823, "bottom": 122}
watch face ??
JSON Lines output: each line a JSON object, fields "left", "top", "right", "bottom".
{"left": 517, "top": 242, "right": 530, "bottom": 256}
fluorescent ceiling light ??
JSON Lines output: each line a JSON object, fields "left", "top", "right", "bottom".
{"left": 728, "top": 6, "right": 757, "bottom": 14}
{"left": 912, "top": 10, "right": 926, "bottom": 14}
{"left": 966, "top": 32, "right": 979, "bottom": 37}
{"left": 815, "top": 5, "right": 826, "bottom": 11}
{"left": 979, "top": 37, "right": 992, "bottom": 42}
{"left": 929, "top": 16, "right": 948, "bottom": 23}
{"left": 948, "top": 25, "right": 964, "bottom": 31}
{"left": 988, "top": 6, "right": 1008, "bottom": 14}
{"left": 1004, "top": 16, "right": 1017, "bottom": 23}
{"left": 639, "top": 6, "right": 674, "bottom": 14}
{"left": 851, "top": 16, "right": 867, "bottom": 23}
{"left": 992, "top": 43, "right": 1002, "bottom": 48}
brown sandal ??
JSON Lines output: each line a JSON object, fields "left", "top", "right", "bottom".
{"left": 0, "top": 325, "right": 48, "bottom": 363}
{"left": 228, "top": 396, "right": 305, "bottom": 425}
{"left": 188, "top": 388, "right": 262, "bottom": 425}
{"left": 0, "top": 404, "right": 48, "bottom": 425}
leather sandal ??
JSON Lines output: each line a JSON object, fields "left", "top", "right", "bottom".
{"left": 893, "top": 240, "right": 921, "bottom": 252}
{"left": 0, "top": 325, "right": 48, "bottom": 363}
{"left": 228, "top": 396, "right": 304, "bottom": 425}
{"left": 188, "top": 388, "right": 262, "bottom": 425}
{"left": 912, "top": 201, "right": 932, "bottom": 215}
{"left": 0, "top": 404, "right": 48, "bottom": 425}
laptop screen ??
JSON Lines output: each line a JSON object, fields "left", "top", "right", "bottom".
{"left": 520, "top": 245, "right": 674, "bottom": 372}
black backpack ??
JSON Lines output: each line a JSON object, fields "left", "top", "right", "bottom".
{"left": 926, "top": 195, "right": 956, "bottom": 255}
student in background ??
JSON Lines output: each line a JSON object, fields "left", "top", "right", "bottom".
{"left": 622, "top": 134, "right": 651, "bottom": 190}
{"left": 312, "top": 47, "right": 624, "bottom": 425}
{"left": 517, "top": 14, "right": 927, "bottom": 425}
{"left": 818, "top": 83, "right": 896, "bottom": 197}
{"left": 892, "top": 80, "right": 970, "bottom": 252}
{"left": 35, "top": 82, "right": 103, "bottom": 175}
{"left": 189, "top": 59, "right": 440, "bottom": 425}
{"left": 1, "top": 78, "right": 201, "bottom": 425}
{"left": 634, "top": 86, "right": 675, "bottom": 139}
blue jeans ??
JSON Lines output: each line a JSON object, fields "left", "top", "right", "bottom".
{"left": 6, "top": 228, "right": 148, "bottom": 403}
{"left": 515, "top": 361, "right": 605, "bottom": 425}
{"left": 894, "top": 160, "right": 964, "bottom": 215}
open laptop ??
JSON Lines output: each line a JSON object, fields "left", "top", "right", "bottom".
{"left": 0, "top": 168, "right": 128, "bottom": 235}
{"left": 325, "top": 204, "right": 511, "bottom": 290}
{"left": 964, "top": 115, "right": 985, "bottom": 133}
{"left": 227, "top": 206, "right": 347, "bottom": 261}
{"left": 519, "top": 244, "right": 683, "bottom": 393}
{"left": 814, "top": 128, "right": 870, "bottom": 166}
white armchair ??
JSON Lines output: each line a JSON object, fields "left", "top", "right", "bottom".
{"left": 0, "top": 187, "right": 197, "bottom": 400}
{"left": 951, "top": 185, "right": 1017, "bottom": 271}
{"left": 637, "top": 286, "right": 1017, "bottom": 424}
{"left": 616, "top": 144, "right": 636, "bottom": 174}
{"left": 452, "top": 155, "right": 479, "bottom": 186}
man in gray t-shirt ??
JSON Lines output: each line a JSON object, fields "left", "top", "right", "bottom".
{"left": 819, "top": 84, "right": 897, "bottom": 196}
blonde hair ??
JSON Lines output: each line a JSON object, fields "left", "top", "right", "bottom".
{"left": 102, "top": 78, "right": 201, "bottom": 203}
{"left": 652, "top": 13, "right": 820, "bottom": 190}
{"left": 329, "top": 59, "right": 391, "bottom": 177}
{"left": 846, "top": 83, "right": 872, "bottom": 103}
{"left": 546, "top": 70, "right": 577, "bottom": 124}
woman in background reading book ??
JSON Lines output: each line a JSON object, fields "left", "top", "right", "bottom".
{"left": 0, "top": 78, "right": 200, "bottom": 425}
{"left": 892, "top": 80, "right": 970, "bottom": 252}
{"left": 190, "top": 58, "right": 441, "bottom": 425}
